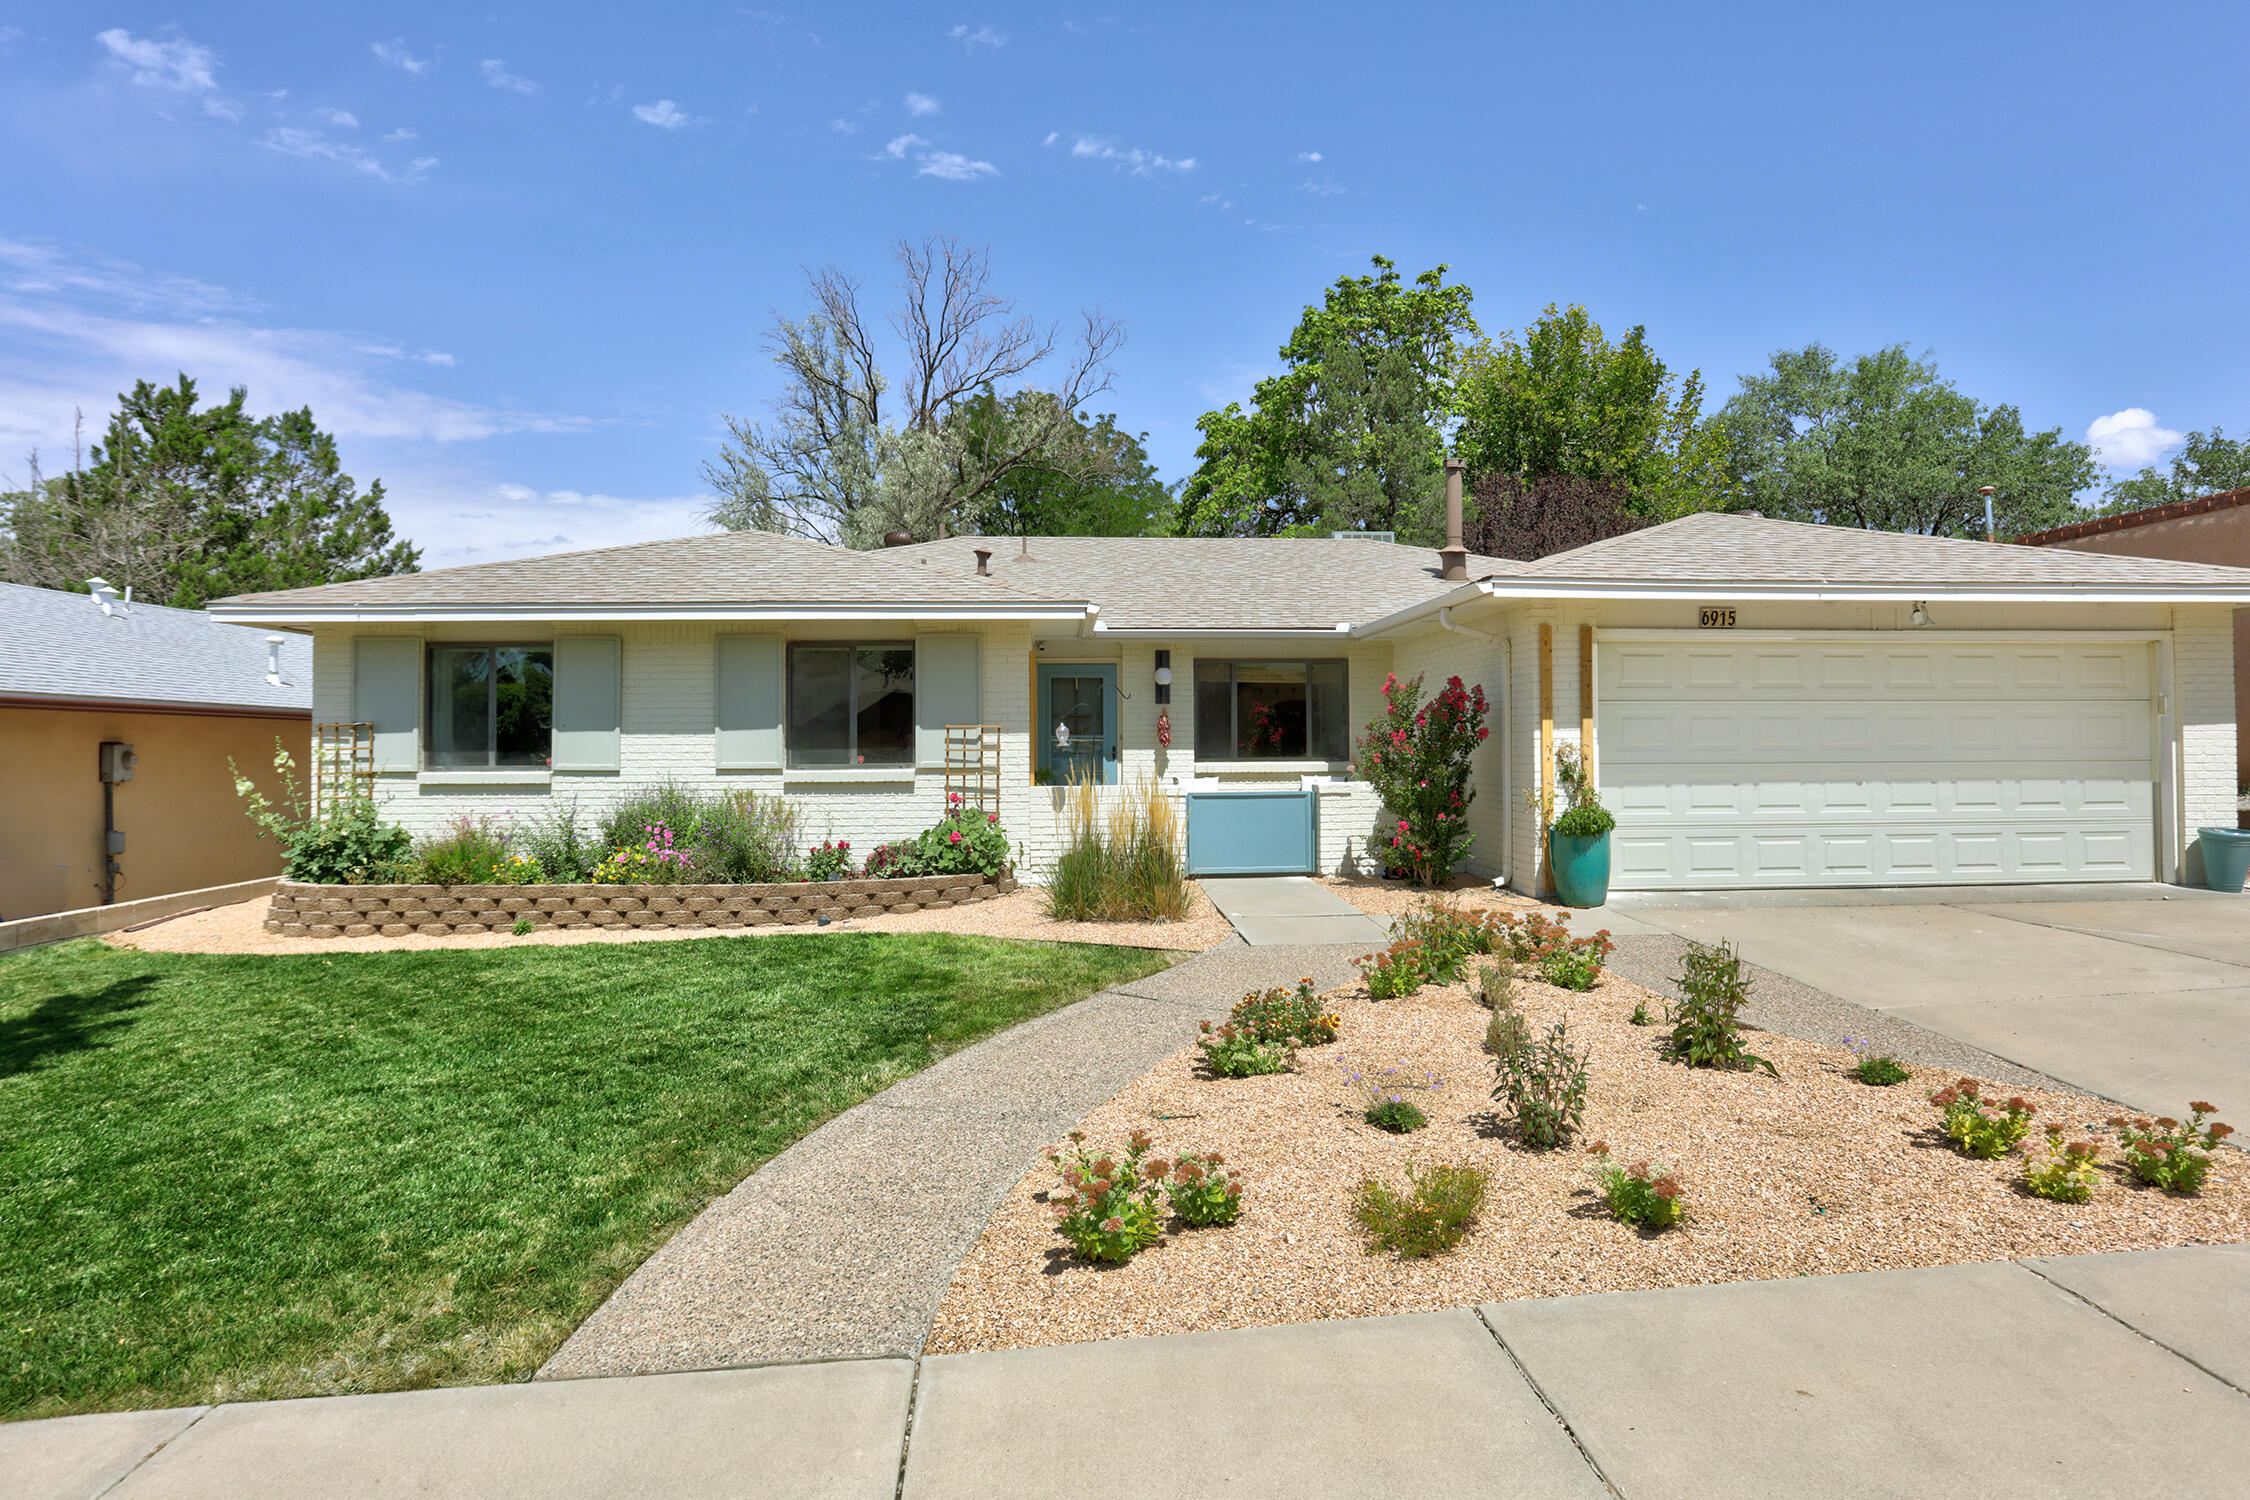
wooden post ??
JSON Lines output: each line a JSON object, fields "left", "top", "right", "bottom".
{"left": 1579, "top": 624, "right": 1594, "bottom": 783}
{"left": 1028, "top": 650, "right": 1039, "bottom": 785}
{"left": 1538, "top": 623, "right": 1555, "bottom": 896}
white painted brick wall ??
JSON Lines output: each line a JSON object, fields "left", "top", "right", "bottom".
{"left": 2175, "top": 604, "right": 2238, "bottom": 882}
{"left": 1388, "top": 623, "right": 1512, "bottom": 883}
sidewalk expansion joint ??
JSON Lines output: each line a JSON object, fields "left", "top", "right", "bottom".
{"left": 2012, "top": 1258, "right": 2250, "bottom": 1401}
{"left": 1472, "top": 1307, "right": 1627, "bottom": 1499}
{"left": 94, "top": 1405, "right": 213, "bottom": 1498}
{"left": 892, "top": 1354, "right": 924, "bottom": 1500}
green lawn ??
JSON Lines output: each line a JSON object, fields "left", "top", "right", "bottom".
{"left": 0, "top": 932, "right": 1172, "bottom": 1420}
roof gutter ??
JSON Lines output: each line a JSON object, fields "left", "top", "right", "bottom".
{"left": 206, "top": 602, "right": 1100, "bottom": 626}
{"left": 1088, "top": 622, "right": 1356, "bottom": 640}
{"left": 1467, "top": 579, "right": 2250, "bottom": 604}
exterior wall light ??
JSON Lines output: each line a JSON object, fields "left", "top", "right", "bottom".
{"left": 1909, "top": 602, "right": 1930, "bottom": 628}
{"left": 1154, "top": 650, "right": 1172, "bottom": 704}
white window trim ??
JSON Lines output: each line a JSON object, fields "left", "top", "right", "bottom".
{"left": 418, "top": 770, "right": 554, "bottom": 787}
{"left": 781, "top": 766, "right": 919, "bottom": 785}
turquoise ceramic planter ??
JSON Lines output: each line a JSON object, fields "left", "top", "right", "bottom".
{"left": 1550, "top": 830, "right": 1612, "bottom": 908}
{"left": 2197, "top": 827, "right": 2250, "bottom": 893}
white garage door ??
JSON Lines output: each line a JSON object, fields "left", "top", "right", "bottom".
{"left": 1598, "top": 637, "right": 2157, "bottom": 890}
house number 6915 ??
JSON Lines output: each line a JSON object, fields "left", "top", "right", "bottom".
{"left": 1699, "top": 607, "right": 1737, "bottom": 628}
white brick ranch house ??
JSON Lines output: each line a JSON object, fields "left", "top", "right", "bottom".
{"left": 209, "top": 510, "right": 2250, "bottom": 893}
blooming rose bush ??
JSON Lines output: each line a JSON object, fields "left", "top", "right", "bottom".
{"left": 1353, "top": 672, "right": 1490, "bottom": 886}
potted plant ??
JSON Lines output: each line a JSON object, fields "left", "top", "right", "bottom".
{"left": 1547, "top": 744, "right": 1614, "bottom": 908}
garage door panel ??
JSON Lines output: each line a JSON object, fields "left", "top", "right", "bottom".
{"left": 1596, "top": 637, "right": 2156, "bottom": 890}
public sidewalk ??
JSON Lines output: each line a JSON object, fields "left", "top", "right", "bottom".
{"left": 13, "top": 1244, "right": 2248, "bottom": 1499}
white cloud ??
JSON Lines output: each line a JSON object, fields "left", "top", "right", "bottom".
{"left": 2087, "top": 408, "right": 2185, "bottom": 470}
{"left": 1062, "top": 134, "right": 1195, "bottom": 175}
{"left": 1297, "top": 150, "right": 1322, "bottom": 162}
{"left": 96, "top": 28, "right": 238, "bottom": 117}
{"left": 371, "top": 40, "right": 431, "bottom": 77}
{"left": 949, "top": 23, "right": 1006, "bottom": 47}
{"left": 917, "top": 151, "right": 996, "bottom": 181}
{"left": 1041, "top": 130, "right": 1058, "bottom": 147}
{"left": 313, "top": 107, "right": 359, "bottom": 128}
{"left": 382, "top": 126, "right": 418, "bottom": 141}
{"left": 383, "top": 477, "right": 718, "bottom": 567}
{"left": 904, "top": 91, "right": 941, "bottom": 116}
{"left": 1297, "top": 177, "right": 1344, "bottom": 196}
{"left": 632, "top": 99, "right": 704, "bottom": 129}
{"left": 0, "top": 237, "right": 253, "bottom": 318}
{"left": 481, "top": 58, "right": 540, "bottom": 95}
{"left": 261, "top": 128, "right": 438, "bottom": 184}
{"left": 830, "top": 118, "right": 859, "bottom": 135}
{"left": 882, "top": 133, "right": 929, "bottom": 158}
{"left": 0, "top": 27, "right": 24, "bottom": 48}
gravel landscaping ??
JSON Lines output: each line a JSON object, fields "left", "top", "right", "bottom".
{"left": 925, "top": 960, "right": 2250, "bottom": 1356}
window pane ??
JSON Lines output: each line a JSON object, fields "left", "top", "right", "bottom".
{"left": 1233, "top": 661, "right": 1308, "bottom": 758}
{"left": 428, "top": 647, "right": 491, "bottom": 767}
{"left": 493, "top": 648, "right": 554, "bottom": 767}
{"left": 1194, "top": 661, "right": 1233, "bottom": 760}
{"left": 854, "top": 646, "right": 915, "bottom": 765}
{"left": 1307, "top": 660, "right": 1349, "bottom": 761}
{"left": 788, "top": 646, "right": 852, "bottom": 767}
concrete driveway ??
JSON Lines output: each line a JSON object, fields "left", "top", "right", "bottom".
{"left": 1606, "top": 884, "right": 2250, "bottom": 1119}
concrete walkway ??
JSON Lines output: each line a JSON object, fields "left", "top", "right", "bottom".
{"left": 17, "top": 1246, "right": 2249, "bottom": 1498}
{"left": 1199, "top": 875, "right": 1393, "bottom": 946}
{"left": 540, "top": 939, "right": 1372, "bottom": 1377}
{"left": 1606, "top": 884, "right": 2250, "bottom": 1117}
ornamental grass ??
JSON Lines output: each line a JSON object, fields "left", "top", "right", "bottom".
{"left": 1044, "top": 774, "right": 1193, "bottom": 923}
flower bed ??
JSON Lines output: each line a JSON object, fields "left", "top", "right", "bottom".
{"left": 265, "top": 873, "right": 1016, "bottom": 938}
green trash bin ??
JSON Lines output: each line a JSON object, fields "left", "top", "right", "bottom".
{"left": 2197, "top": 827, "right": 2250, "bottom": 893}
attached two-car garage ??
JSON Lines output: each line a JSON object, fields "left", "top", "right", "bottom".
{"left": 1597, "top": 635, "right": 2159, "bottom": 890}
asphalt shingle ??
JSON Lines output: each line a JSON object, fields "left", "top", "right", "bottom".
{"left": 0, "top": 581, "right": 311, "bottom": 713}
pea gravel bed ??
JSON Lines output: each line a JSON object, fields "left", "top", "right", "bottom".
{"left": 924, "top": 967, "right": 2250, "bottom": 1356}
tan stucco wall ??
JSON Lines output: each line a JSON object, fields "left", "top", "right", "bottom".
{"left": 2037, "top": 516, "right": 2250, "bottom": 789}
{"left": 0, "top": 705, "right": 305, "bottom": 921}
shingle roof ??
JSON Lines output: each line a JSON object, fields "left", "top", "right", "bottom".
{"left": 885, "top": 535, "right": 1518, "bottom": 630}
{"left": 0, "top": 581, "right": 311, "bottom": 713}
{"left": 2017, "top": 488, "right": 2250, "bottom": 547}
{"left": 1492, "top": 511, "right": 2250, "bottom": 589}
{"left": 209, "top": 528, "right": 1072, "bottom": 612}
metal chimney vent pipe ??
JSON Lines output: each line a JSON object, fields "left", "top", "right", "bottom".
{"left": 1438, "top": 457, "right": 1468, "bottom": 582}
{"left": 973, "top": 545, "right": 992, "bottom": 575}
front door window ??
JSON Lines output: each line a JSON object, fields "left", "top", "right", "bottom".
{"left": 1040, "top": 666, "right": 1117, "bottom": 784}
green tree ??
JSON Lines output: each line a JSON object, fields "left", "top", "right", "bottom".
{"left": 952, "top": 390, "right": 1173, "bottom": 535}
{"left": 1, "top": 377, "right": 418, "bottom": 607}
{"left": 2099, "top": 427, "right": 2250, "bottom": 514}
{"left": 1453, "top": 304, "right": 1726, "bottom": 520}
{"left": 1174, "top": 256, "right": 1478, "bottom": 540}
{"left": 1717, "top": 344, "right": 2096, "bottom": 537}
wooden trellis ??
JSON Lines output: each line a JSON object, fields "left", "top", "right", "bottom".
{"left": 313, "top": 721, "right": 376, "bottom": 811}
{"left": 943, "top": 724, "right": 1003, "bottom": 816}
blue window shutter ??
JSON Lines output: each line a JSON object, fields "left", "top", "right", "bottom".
{"left": 715, "top": 634, "right": 784, "bottom": 769}
{"left": 915, "top": 634, "right": 981, "bottom": 767}
{"left": 353, "top": 636, "right": 420, "bottom": 771}
{"left": 552, "top": 635, "right": 622, "bottom": 771}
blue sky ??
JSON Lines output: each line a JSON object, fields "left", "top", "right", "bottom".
{"left": 2, "top": 3, "right": 2245, "bottom": 566}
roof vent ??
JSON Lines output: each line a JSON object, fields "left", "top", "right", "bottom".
{"left": 1330, "top": 530, "right": 1397, "bottom": 544}
{"left": 882, "top": 530, "right": 914, "bottom": 548}
{"left": 86, "top": 577, "right": 129, "bottom": 616}
{"left": 1740, "top": 509, "right": 1763, "bottom": 519}
{"left": 265, "top": 634, "right": 287, "bottom": 686}
{"left": 972, "top": 545, "right": 993, "bottom": 576}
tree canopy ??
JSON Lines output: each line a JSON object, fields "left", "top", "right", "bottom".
{"left": 1453, "top": 303, "right": 1727, "bottom": 521}
{"left": 951, "top": 390, "right": 1172, "bottom": 536}
{"left": 1173, "top": 256, "right": 1478, "bottom": 541}
{"left": 1, "top": 376, "right": 418, "bottom": 607}
{"left": 1716, "top": 344, "right": 2096, "bottom": 538}
{"left": 2098, "top": 427, "right": 2250, "bottom": 515}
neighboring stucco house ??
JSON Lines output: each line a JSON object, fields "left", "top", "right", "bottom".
{"left": 2019, "top": 486, "right": 2250, "bottom": 798}
{"left": 0, "top": 580, "right": 311, "bottom": 921}
{"left": 207, "top": 507, "right": 2250, "bottom": 892}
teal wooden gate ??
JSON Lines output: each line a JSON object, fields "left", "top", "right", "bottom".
{"left": 1185, "top": 789, "right": 1317, "bottom": 876}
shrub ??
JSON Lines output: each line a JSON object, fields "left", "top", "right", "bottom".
{"left": 1484, "top": 998, "right": 1531, "bottom": 1060}
{"left": 591, "top": 821, "right": 703, "bottom": 884}
{"left": 803, "top": 839, "right": 855, "bottom": 881}
{"left": 1342, "top": 1055, "right": 1443, "bottom": 1134}
{"left": 1492, "top": 1016, "right": 1590, "bottom": 1149}
{"left": 1044, "top": 776, "right": 1189, "bottom": 922}
{"left": 411, "top": 815, "right": 518, "bottom": 886}
{"left": 1196, "top": 1021, "right": 1293, "bottom": 1078}
{"left": 1158, "top": 1151, "right": 1245, "bottom": 1227}
{"left": 1930, "top": 1078, "right": 2035, "bottom": 1159}
{"left": 1843, "top": 1037, "right": 1910, "bottom": 1086}
{"left": 1354, "top": 1162, "right": 1489, "bottom": 1258}
{"left": 521, "top": 795, "right": 599, "bottom": 882}
{"left": 1584, "top": 1142, "right": 1685, "bottom": 1228}
{"left": 1229, "top": 979, "right": 1340, "bottom": 1047}
{"left": 231, "top": 742, "right": 412, "bottom": 884}
{"left": 600, "top": 784, "right": 806, "bottom": 883}
{"left": 2023, "top": 1126, "right": 2102, "bottom": 1203}
{"left": 1353, "top": 671, "right": 1490, "bottom": 886}
{"left": 1548, "top": 744, "right": 1616, "bottom": 839}
{"left": 1492, "top": 911, "right": 1615, "bottom": 977}
{"left": 1355, "top": 942, "right": 1427, "bottom": 1000}
{"left": 915, "top": 793, "right": 1014, "bottom": 878}
{"left": 1393, "top": 901, "right": 1501, "bottom": 982}
{"left": 1047, "top": 1130, "right": 1165, "bottom": 1263}
{"left": 1539, "top": 948, "right": 1604, "bottom": 991}
{"left": 1666, "top": 940, "right": 1776, "bottom": 1076}
{"left": 1473, "top": 956, "right": 1516, "bottom": 1011}
{"left": 862, "top": 841, "right": 915, "bottom": 878}
{"left": 2112, "top": 1104, "right": 2234, "bottom": 1194}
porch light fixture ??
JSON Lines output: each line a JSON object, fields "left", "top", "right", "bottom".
{"left": 1909, "top": 602, "right": 1930, "bottom": 628}
{"left": 1154, "top": 650, "right": 1172, "bottom": 704}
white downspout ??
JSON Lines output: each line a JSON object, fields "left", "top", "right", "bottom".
{"left": 1438, "top": 607, "right": 1496, "bottom": 643}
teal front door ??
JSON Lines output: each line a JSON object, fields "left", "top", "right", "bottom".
{"left": 1038, "top": 664, "right": 1118, "bottom": 784}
